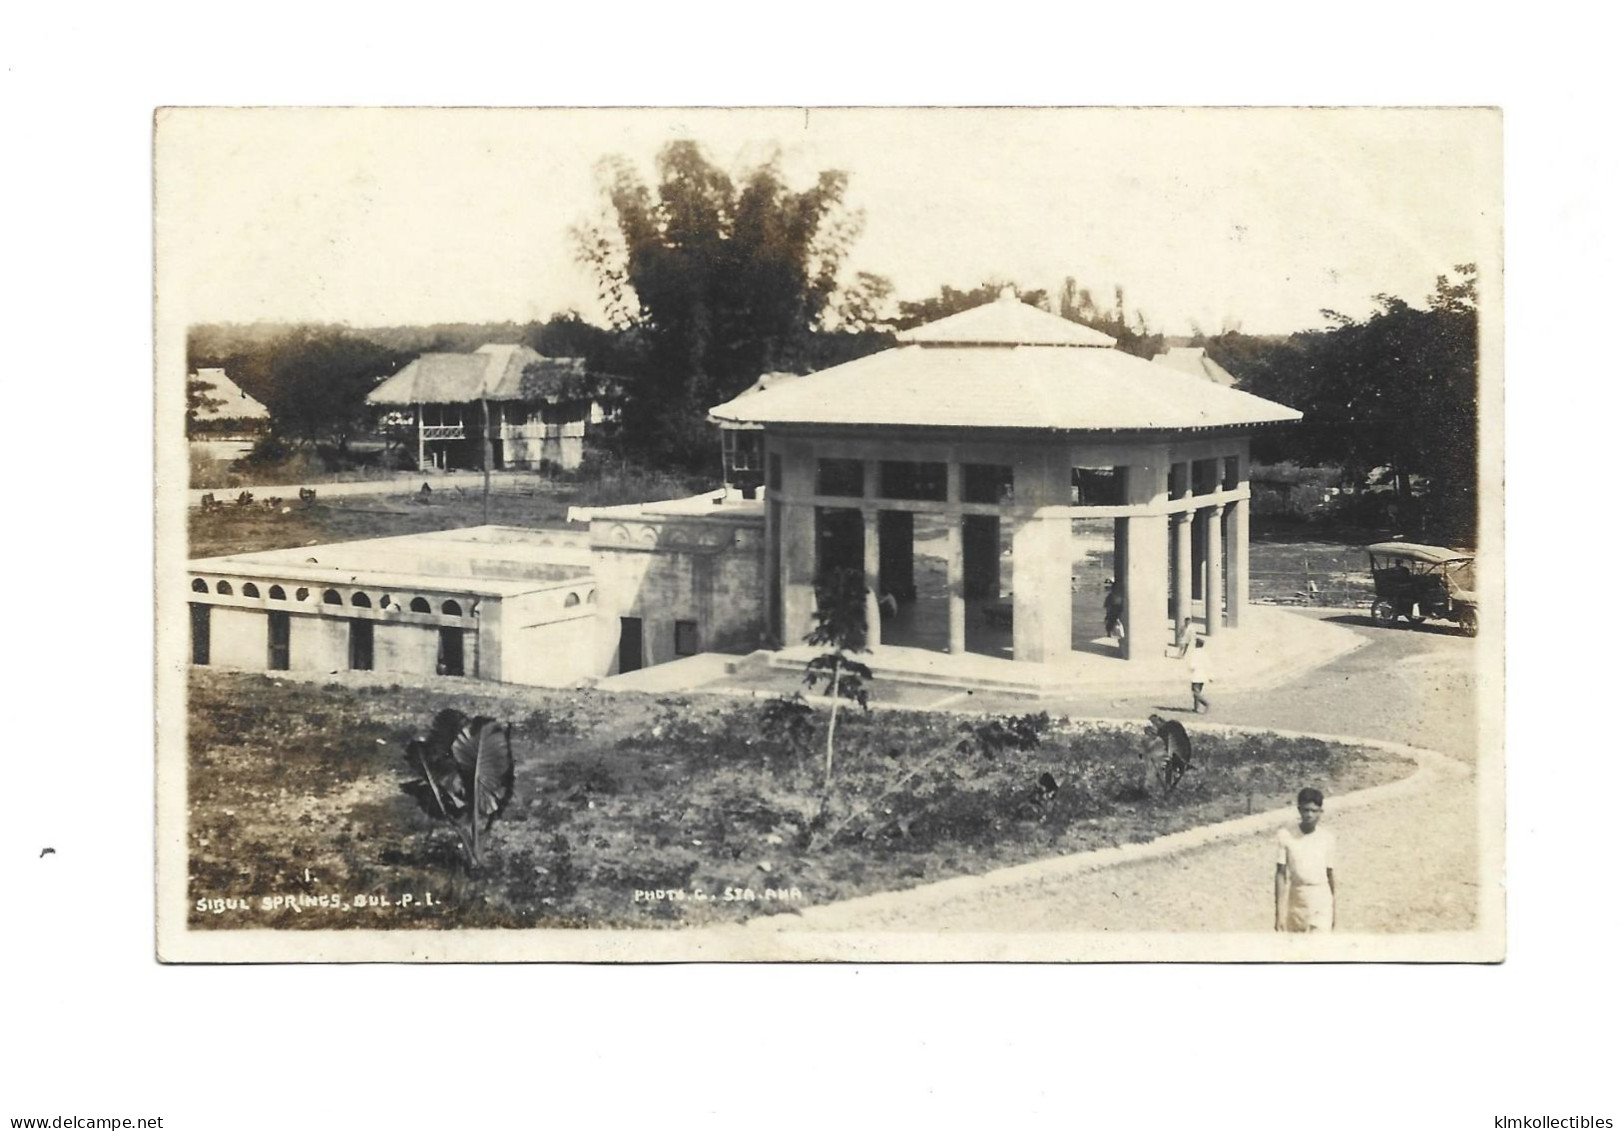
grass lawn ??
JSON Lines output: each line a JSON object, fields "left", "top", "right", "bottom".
{"left": 189, "top": 492, "right": 575, "bottom": 559}
{"left": 189, "top": 467, "right": 716, "bottom": 560}
{"left": 187, "top": 670, "right": 1410, "bottom": 930}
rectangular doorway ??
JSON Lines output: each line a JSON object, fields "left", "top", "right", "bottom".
{"left": 349, "top": 620, "right": 374, "bottom": 671}
{"left": 438, "top": 627, "right": 465, "bottom": 676}
{"left": 618, "top": 616, "right": 643, "bottom": 673}
{"left": 190, "top": 603, "right": 210, "bottom": 665}
{"left": 267, "top": 611, "right": 290, "bottom": 670}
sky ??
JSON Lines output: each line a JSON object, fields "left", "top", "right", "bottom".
{"left": 157, "top": 106, "right": 1500, "bottom": 338}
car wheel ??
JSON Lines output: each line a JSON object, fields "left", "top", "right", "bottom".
{"left": 1371, "top": 598, "right": 1399, "bottom": 626}
{"left": 1459, "top": 608, "right": 1479, "bottom": 637}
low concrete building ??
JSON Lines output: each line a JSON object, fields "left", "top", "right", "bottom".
{"left": 710, "top": 290, "right": 1301, "bottom": 663}
{"left": 186, "top": 505, "right": 769, "bottom": 685}
{"left": 187, "top": 528, "right": 599, "bottom": 686}
{"left": 366, "top": 344, "right": 607, "bottom": 472}
{"left": 589, "top": 494, "right": 766, "bottom": 676}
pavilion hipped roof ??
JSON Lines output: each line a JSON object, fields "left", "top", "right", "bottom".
{"left": 710, "top": 297, "right": 1301, "bottom": 432}
{"left": 896, "top": 291, "right": 1118, "bottom": 347}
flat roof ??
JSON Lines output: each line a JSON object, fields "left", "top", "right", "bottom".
{"left": 190, "top": 526, "right": 593, "bottom": 597}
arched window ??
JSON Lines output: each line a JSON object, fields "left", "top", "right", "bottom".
{"left": 410, "top": 597, "right": 431, "bottom": 613}
{"left": 586, "top": 589, "right": 597, "bottom": 604}
{"left": 441, "top": 599, "right": 462, "bottom": 617}
{"left": 563, "top": 592, "right": 581, "bottom": 608}
{"left": 242, "top": 583, "right": 260, "bottom": 598}
{"left": 191, "top": 579, "right": 207, "bottom": 593}
{"left": 295, "top": 587, "right": 310, "bottom": 602}
{"left": 216, "top": 581, "right": 233, "bottom": 595}
{"left": 351, "top": 592, "right": 372, "bottom": 608}
{"left": 323, "top": 589, "right": 343, "bottom": 605}
{"left": 268, "top": 585, "right": 286, "bottom": 600}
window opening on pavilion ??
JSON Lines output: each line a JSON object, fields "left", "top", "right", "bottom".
{"left": 817, "top": 458, "right": 865, "bottom": 498}
{"left": 351, "top": 592, "right": 372, "bottom": 608}
{"left": 962, "top": 463, "right": 1014, "bottom": 504}
{"left": 814, "top": 507, "right": 864, "bottom": 582}
{"left": 216, "top": 580, "right": 233, "bottom": 595}
{"left": 242, "top": 583, "right": 260, "bottom": 598}
{"left": 267, "top": 611, "right": 290, "bottom": 671}
{"left": 410, "top": 597, "right": 431, "bottom": 613}
{"left": 323, "top": 589, "right": 343, "bottom": 605}
{"left": 1192, "top": 458, "right": 1220, "bottom": 495}
{"left": 268, "top": 585, "right": 286, "bottom": 600}
{"left": 879, "top": 461, "right": 947, "bottom": 501}
{"left": 192, "top": 578, "right": 207, "bottom": 593}
{"left": 723, "top": 430, "right": 762, "bottom": 475}
{"left": 1071, "top": 467, "right": 1125, "bottom": 506}
{"left": 349, "top": 620, "right": 374, "bottom": 671}
{"left": 1223, "top": 456, "right": 1240, "bottom": 491}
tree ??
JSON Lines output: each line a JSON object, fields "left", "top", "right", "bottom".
{"left": 1054, "top": 277, "right": 1166, "bottom": 360}
{"left": 1209, "top": 265, "right": 1480, "bottom": 541}
{"left": 801, "top": 567, "right": 874, "bottom": 794}
{"left": 258, "top": 328, "right": 411, "bottom": 451}
{"left": 185, "top": 378, "right": 225, "bottom": 435}
{"left": 573, "top": 140, "right": 867, "bottom": 469}
{"left": 895, "top": 280, "right": 1048, "bottom": 330}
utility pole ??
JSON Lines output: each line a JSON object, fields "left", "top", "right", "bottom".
{"left": 481, "top": 397, "right": 492, "bottom": 524}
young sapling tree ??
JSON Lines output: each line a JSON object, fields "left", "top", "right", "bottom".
{"left": 802, "top": 567, "right": 874, "bottom": 793}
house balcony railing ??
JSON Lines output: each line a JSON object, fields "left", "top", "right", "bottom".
{"left": 421, "top": 425, "right": 466, "bottom": 440}
{"left": 498, "top": 421, "right": 588, "bottom": 440}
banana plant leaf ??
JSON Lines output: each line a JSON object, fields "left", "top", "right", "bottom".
{"left": 450, "top": 717, "right": 515, "bottom": 830}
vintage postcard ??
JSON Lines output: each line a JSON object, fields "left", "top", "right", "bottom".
{"left": 155, "top": 106, "right": 1504, "bottom": 962}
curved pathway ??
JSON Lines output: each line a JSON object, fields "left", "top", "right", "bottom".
{"left": 774, "top": 612, "right": 1489, "bottom": 934}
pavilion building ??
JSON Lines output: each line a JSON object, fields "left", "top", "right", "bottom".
{"left": 709, "top": 290, "right": 1301, "bottom": 663}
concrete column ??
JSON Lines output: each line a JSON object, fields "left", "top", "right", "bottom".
{"left": 1173, "top": 510, "right": 1193, "bottom": 633}
{"left": 1224, "top": 498, "right": 1249, "bottom": 630}
{"left": 781, "top": 502, "right": 817, "bottom": 645}
{"left": 475, "top": 598, "right": 501, "bottom": 680}
{"left": 1012, "top": 514, "right": 1071, "bottom": 663}
{"left": 1113, "top": 517, "right": 1129, "bottom": 587}
{"left": 1203, "top": 505, "right": 1224, "bottom": 636}
{"left": 763, "top": 498, "right": 780, "bottom": 645}
{"left": 1122, "top": 514, "right": 1169, "bottom": 661}
{"left": 944, "top": 461, "right": 965, "bottom": 654}
{"left": 945, "top": 517, "right": 966, "bottom": 654}
{"left": 416, "top": 404, "right": 425, "bottom": 471}
{"left": 863, "top": 508, "right": 881, "bottom": 647}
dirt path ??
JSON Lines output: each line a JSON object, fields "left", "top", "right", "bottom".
{"left": 804, "top": 612, "right": 1488, "bottom": 933}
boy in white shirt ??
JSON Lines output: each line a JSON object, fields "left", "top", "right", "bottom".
{"left": 1275, "top": 787, "right": 1337, "bottom": 932}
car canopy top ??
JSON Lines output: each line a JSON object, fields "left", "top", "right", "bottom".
{"left": 1366, "top": 542, "right": 1474, "bottom": 566}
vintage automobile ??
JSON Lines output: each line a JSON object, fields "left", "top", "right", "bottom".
{"left": 1366, "top": 542, "right": 1478, "bottom": 637}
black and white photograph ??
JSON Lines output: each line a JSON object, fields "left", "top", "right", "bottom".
{"left": 155, "top": 106, "right": 1503, "bottom": 963}
{"left": 11, "top": 3, "right": 1621, "bottom": 1119}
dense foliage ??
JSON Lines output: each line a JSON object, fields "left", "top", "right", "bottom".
{"left": 1208, "top": 266, "right": 1479, "bottom": 542}
{"left": 573, "top": 141, "right": 871, "bottom": 468}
